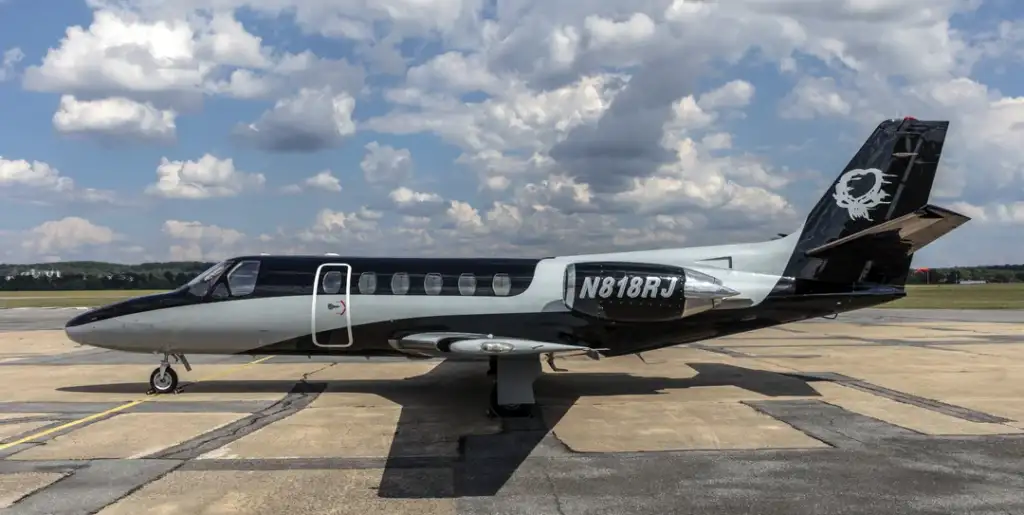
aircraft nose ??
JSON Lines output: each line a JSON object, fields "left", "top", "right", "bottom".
{"left": 63, "top": 290, "right": 189, "bottom": 348}
{"left": 64, "top": 306, "right": 113, "bottom": 346}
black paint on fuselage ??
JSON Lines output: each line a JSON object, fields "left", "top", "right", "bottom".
{"left": 250, "top": 286, "right": 903, "bottom": 358}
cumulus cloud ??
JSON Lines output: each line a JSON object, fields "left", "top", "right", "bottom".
{"left": 53, "top": 95, "right": 177, "bottom": 142}
{"left": 21, "top": 217, "right": 119, "bottom": 255}
{"left": 281, "top": 170, "right": 342, "bottom": 193}
{"left": 163, "top": 220, "right": 248, "bottom": 260}
{"left": 21, "top": 8, "right": 365, "bottom": 108}
{"left": 361, "top": 142, "right": 413, "bottom": 185}
{"left": 0, "top": 156, "right": 117, "bottom": 205}
{"left": 0, "top": 47, "right": 24, "bottom": 81}
{"left": 145, "top": 154, "right": 265, "bottom": 199}
{"left": 233, "top": 87, "right": 356, "bottom": 152}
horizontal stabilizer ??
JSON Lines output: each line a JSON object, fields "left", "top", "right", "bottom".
{"left": 805, "top": 204, "right": 970, "bottom": 258}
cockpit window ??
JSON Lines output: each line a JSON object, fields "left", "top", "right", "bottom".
{"left": 185, "top": 261, "right": 230, "bottom": 297}
{"left": 226, "top": 260, "right": 261, "bottom": 297}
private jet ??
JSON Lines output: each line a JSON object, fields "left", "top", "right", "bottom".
{"left": 64, "top": 117, "right": 970, "bottom": 417}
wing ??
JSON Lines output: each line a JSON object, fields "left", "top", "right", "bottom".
{"left": 389, "top": 331, "right": 600, "bottom": 359}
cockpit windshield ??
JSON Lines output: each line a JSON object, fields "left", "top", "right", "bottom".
{"left": 184, "top": 260, "right": 231, "bottom": 297}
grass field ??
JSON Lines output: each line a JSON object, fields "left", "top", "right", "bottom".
{"left": 1, "top": 284, "right": 1022, "bottom": 309}
{"left": 877, "top": 283, "right": 1024, "bottom": 309}
{"left": 0, "top": 290, "right": 167, "bottom": 308}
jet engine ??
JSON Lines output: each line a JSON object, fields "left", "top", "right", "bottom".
{"left": 562, "top": 261, "right": 739, "bottom": 323}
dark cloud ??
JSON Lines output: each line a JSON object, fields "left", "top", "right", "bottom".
{"left": 549, "top": 51, "right": 705, "bottom": 194}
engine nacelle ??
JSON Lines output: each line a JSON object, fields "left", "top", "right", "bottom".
{"left": 563, "top": 261, "right": 739, "bottom": 323}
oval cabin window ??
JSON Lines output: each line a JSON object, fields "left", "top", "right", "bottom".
{"left": 358, "top": 272, "right": 377, "bottom": 294}
{"left": 322, "top": 271, "right": 342, "bottom": 294}
{"left": 458, "top": 273, "right": 477, "bottom": 296}
{"left": 492, "top": 273, "right": 511, "bottom": 296}
{"left": 424, "top": 273, "right": 443, "bottom": 295}
{"left": 391, "top": 272, "right": 410, "bottom": 295}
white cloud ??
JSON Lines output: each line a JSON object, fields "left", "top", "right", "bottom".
{"left": 21, "top": 217, "right": 119, "bottom": 255}
{"left": 0, "top": 156, "right": 117, "bottom": 205}
{"left": 778, "top": 76, "right": 851, "bottom": 119}
{"left": 361, "top": 142, "right": 414, "bottom": 185}
{"left": 282, "top": 170, "right": 342, "bottom": 193}
{"left": 53, "top": 95, "right": 177, "bottom": 142}
{"left": 163, "top": 220, "right": 247, "bottom": 261}
{"left": 0, "top": 47, "right": 24, "bottom": 81}
{"left": 146, "top": 154, "right": 265, "bottom": 199}
{"left": 698, "top": 80, "right": 755, "bottom": 110}
{"left": 21, "top": 8, "right": 364, "bottom": 107}
{"left": 0, "top": 157, "right": 74, "bottom": 192}
{"left": 388, "top": 186, "right": 446, "bottom": 216}
{"left": 233, "top": 87, "right": 356, "bottom": 152}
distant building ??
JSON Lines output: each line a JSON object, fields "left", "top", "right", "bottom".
{"left": 16, "top": 269, "right": 61, "bottom": 279}
{"left": 958, "top": 280, "right": 987, "bottom": 285}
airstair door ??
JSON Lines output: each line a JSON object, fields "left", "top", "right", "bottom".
{"left": 310, "top": 263, "right": 354, "bottom": 347}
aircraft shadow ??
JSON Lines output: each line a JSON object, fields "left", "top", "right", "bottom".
{"left": 58, "top": 361, "right": 821, "bottom": 498}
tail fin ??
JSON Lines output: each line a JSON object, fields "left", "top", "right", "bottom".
{"left": 781, "top": 117, "right": 969, "bottom": 289}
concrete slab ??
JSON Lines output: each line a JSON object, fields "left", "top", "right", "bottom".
{"left": 0, "top": 472, "right": 67, "bottom": 509}
{"left": 0, "top": 363, "right": 322, "bottom": 403}
{"left": 95, "top": 469, "right": 456, "bottom": 515}
{"left": 932, "top": 343, "right": 1024, "bottom": 359}
{"left": 0, "top": 364, "right": 166, "bottom": 403}
{"left": 9, "top": 412, "right": 245, "bottom": 460}
{"left": 0, "top": 330, "right": 80, "bottom": 356}
{"left": 547, "top": 400, "right": 828, "bottom": 452}
{"left": 764, "top": 346, "right": 1021, "bottom": 375}
{"left": 206, "top": 405, "right": 501, "bottom": 459}
{"left": 811, "top": 383, "right": 1021, "bottom": 436}
{"left": 0, "top": 415, "right": 52, "bottom": 442}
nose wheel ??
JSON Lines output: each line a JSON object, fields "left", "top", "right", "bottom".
{"left": 148, "top": 353, "right": 190, "bottom": 395}
{"left": 149, "top": 366, "right": 178, "bottom": 394}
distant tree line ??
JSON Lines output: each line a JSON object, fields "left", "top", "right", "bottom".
{"left": 0, "top": 261, "right": 215, "bottom": 291}
{"left": 907, "top": 265, "right": 1024, "bottom": 284}
{"left": 2, "top": 261, "right": 1024, "bottom": 291}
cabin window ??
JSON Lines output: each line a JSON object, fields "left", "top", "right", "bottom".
{"left": 358, "top": 272, "right": 377, "bottom": 294}
{"left": 391, "top": 272, "right": 410, "bottom": 295}
{"left": 322, "top": 271, "right": 343, "bottom": 294}
{"left": 493, "top": 273, "right": 511, "bottom": 296}
{"left": 226, "top": 260, "right": 261, "bottom": 297}
{"left": 424, "top": 273, "right": 443, "bottom": 295}
{"left": 211, "top": 282, "right": 229, "bottom": 299}
{"left": 458, "top": 273, "right": 477, "bottom": 296}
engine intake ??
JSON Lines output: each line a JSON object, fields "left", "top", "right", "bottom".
{"left": 563, "top": 261, "right": 739, "bottom": 323}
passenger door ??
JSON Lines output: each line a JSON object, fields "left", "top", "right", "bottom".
{"left": 310, "top": 263, "right": 354, "bottom": 348}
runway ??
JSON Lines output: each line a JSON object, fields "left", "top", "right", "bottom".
{"left": 2, "top": 308, "right": 1024, "bottom": 514}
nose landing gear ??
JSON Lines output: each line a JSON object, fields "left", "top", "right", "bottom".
{"left": 148, "top": 353, "right": 190, "bottom": 394}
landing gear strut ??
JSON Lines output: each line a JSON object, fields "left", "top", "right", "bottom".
{"left": 487, "top": 356, "right": 542, "bottom": 418}
{"left": 149, "top": 353, "right": 190, "bottom": 394}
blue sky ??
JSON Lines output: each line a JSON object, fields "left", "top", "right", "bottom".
{"left": 0, "top": 0, "right": 1021, "bottom": 266}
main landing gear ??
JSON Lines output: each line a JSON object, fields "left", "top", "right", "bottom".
{"left": 486, "top": 356, "right": 542, "bottom": 419}
{"left": 149, "top": 353, "right": 191, "bottom": 395}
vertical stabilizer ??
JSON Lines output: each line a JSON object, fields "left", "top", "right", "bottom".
{"left": 781, "top": 118, "right": 949, "bottom": 288}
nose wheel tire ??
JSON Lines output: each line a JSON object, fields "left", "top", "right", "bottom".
{"left": 149, "top": 367, "right": 178, "bottom": 394}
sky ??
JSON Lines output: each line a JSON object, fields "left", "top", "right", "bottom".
{"left": 0, "top": 0, "right": 1022, "bottom": 267}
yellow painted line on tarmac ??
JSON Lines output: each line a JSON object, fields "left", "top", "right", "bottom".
{"left": 0, "top": 355, "right": 275, "bottom": 451}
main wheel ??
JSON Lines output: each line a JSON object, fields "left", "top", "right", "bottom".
{"left": 488, "top": 385, "right": 533, "bottom": 418}
{"left": 149, "top": 367, "right": 178, "bottom": 394}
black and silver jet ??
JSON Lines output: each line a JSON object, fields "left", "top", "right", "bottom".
{"left": 64, "top": 117, "right": 970, "bottom": 417}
